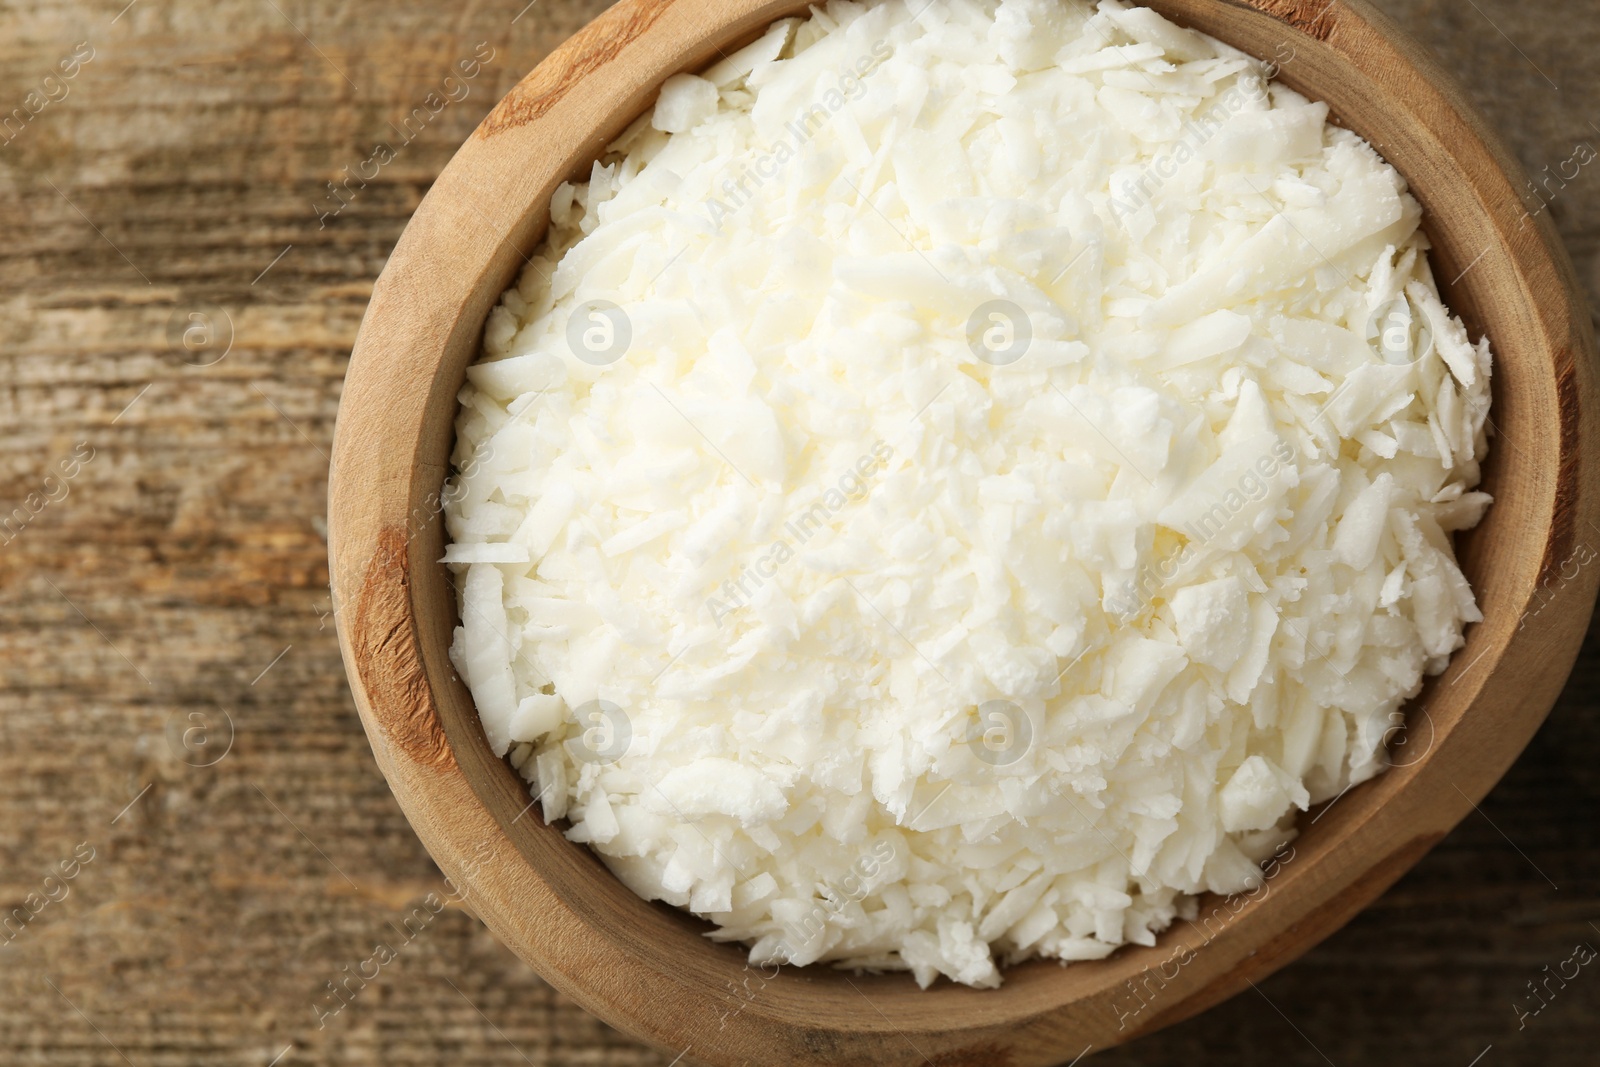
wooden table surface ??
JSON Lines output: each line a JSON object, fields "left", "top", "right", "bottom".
{"left": 2, "top": 0, "right": 1597, "bottom": 1064}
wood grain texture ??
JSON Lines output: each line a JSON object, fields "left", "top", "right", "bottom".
{"left": 3, "top": 0, "right": 1600, "bottom": 1065}
{"left": 332, "top": 0, "right": 1600, "bottom": 1062}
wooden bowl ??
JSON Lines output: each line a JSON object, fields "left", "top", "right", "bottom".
{"left": 329, "top": 1, "right": 1600, "bottom": 1063}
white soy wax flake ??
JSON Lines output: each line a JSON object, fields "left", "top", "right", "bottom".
{"left": 445, "top": 0, "right": 1492, "bottom": 989}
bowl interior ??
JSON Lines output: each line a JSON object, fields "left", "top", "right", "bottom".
{"left": 419, "top": 0, "right": 1522, "bottom": 1020}
{"left": 334, "top": 0, "right": 1594, "bottom": 1061}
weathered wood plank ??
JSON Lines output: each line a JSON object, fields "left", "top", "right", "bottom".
{"left": 1, "top": 0, "right": 1596, "bottom": 1064}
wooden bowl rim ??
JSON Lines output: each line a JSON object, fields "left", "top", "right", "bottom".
{"left": 329, "top": 1, "right": 1600, "bottom": 1063}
